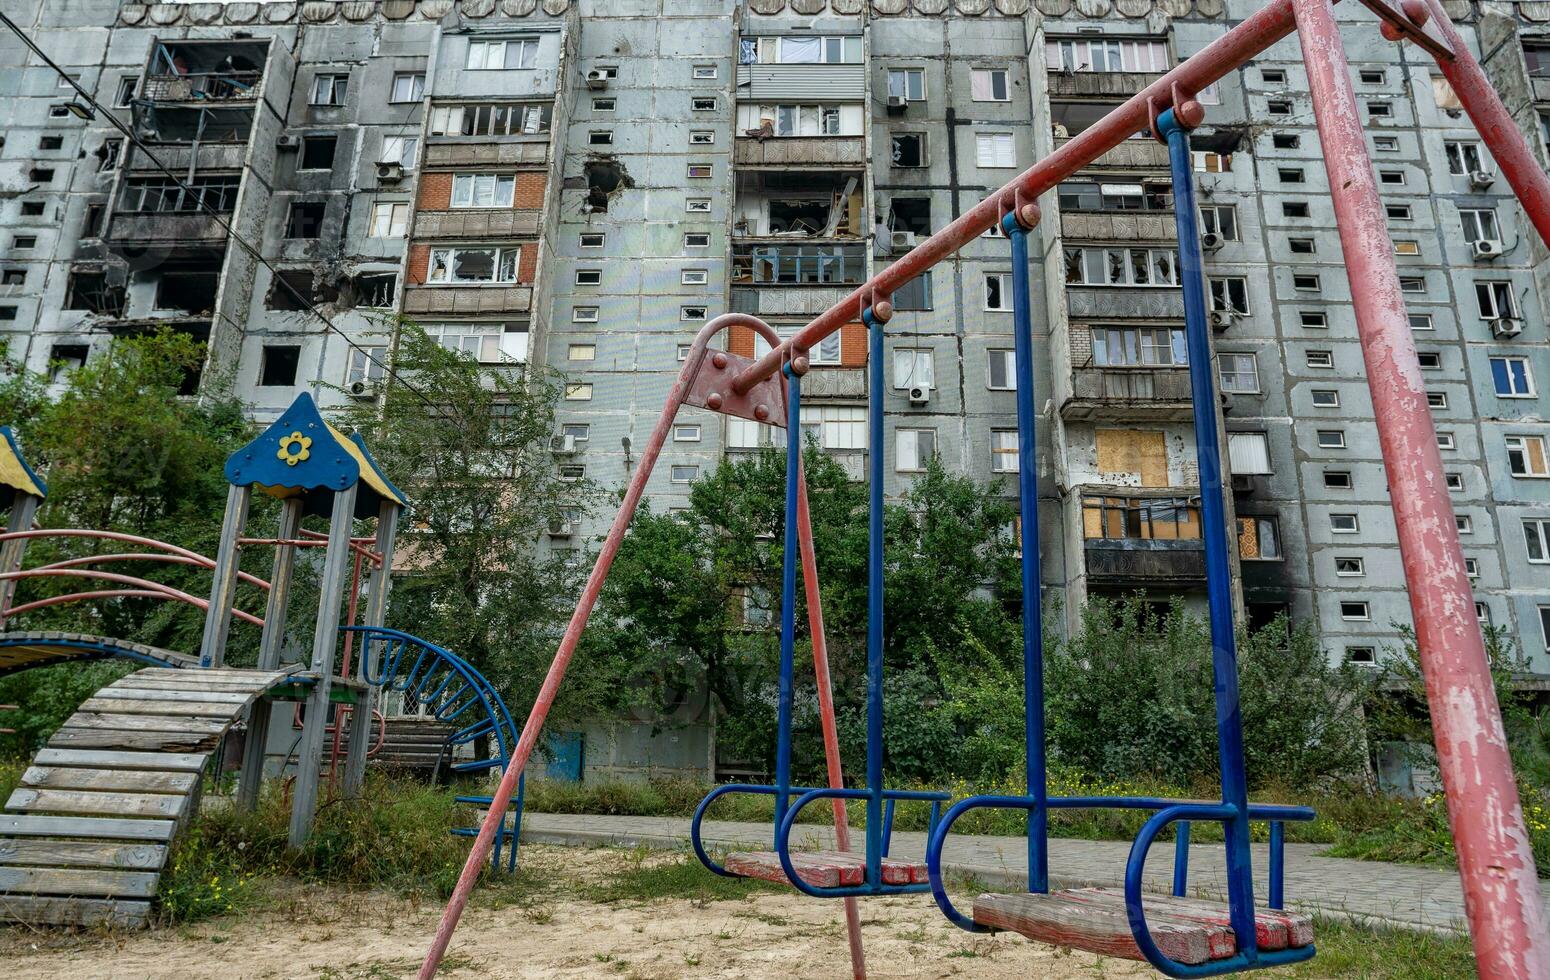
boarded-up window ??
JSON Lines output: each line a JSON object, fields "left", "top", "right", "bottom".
{"left": 1095, "top": 429, "right": 1168, "bottom": 487}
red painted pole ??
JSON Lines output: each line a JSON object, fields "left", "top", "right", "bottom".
{"left": 794, "top": 460, "right": 866, "bottom": 980}
{"left": 417, "top": 315, "right": 778, "bottom": 979}
{"left": 1292, "top": 2, "right": 1550, "bottom": 976}
{"left": 1421, "top": 0, "right": 1550, "bottom": 248}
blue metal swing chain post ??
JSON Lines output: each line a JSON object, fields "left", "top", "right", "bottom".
{"left": 1159, "top": 104, "right": 1258, "bottom": 961}
{"left": 863, "top": 304, "right": 886, "bottom": 888}
{"left": 1004, "top": 206, "right": 1048, "bottom": 895}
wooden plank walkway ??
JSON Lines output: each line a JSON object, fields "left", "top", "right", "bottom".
{"left": 0, "top": 666, "right": 292, "bottom": 929}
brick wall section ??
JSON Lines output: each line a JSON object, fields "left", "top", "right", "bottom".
{"left": 418, "top": 173, "right": 452, "bottom": 210}
{"left": 839, "top": 321, "right": 866, "bottom": 367}
{"left": 728, "top": 325, "right": 755, "bottom": 358}
{"left": 1069, "top": 324, "right": 1092, "bottom": 364}
{"left": 518, "top": 242, "right": 537, "bottom": 282}
{"left": 417, "top": 171, "right": 547, "bottom": 211}
{"left": 406, "top": 244, "right": 429, "bottom": 285}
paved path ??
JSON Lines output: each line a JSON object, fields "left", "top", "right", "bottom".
{"left": 521, "top": 811, "right": 1550, "bottom": 936}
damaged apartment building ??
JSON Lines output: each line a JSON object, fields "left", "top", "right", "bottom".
{"left": 1, "top": 0, "right": 1549, "bottom": 679}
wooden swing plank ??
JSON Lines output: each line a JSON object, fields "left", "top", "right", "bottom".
{"left": 973, "top": 891, "right": 1230, "bottom": 966}
{"left": 1077, "top": 888, "right": 1314, "bottom": 949}
{"left": 799, "top": 849, "right": 926, "bottom": 885}
{"left": 724, "top": 850, "right": 864, "bottom": 889}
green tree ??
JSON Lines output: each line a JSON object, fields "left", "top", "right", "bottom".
{"left": 331, "top": 321, "right": 594, "bottom": 722}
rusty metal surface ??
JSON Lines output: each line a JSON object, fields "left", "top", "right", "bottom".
{"left": 683, "top": 349, "right": 789, "bottom": 428}
{"left": 1356, "top": 0, "right": 1456, "bottom": 60}
{"left": 1292, "top": 0, "right": 1550, "bottom": 976}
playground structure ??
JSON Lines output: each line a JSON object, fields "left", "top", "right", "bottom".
{"left": 422, "top": 2, "right": 1550, "bottom": 979}
{"left": 0, "top": 394, "right": 525, "bottom": 926}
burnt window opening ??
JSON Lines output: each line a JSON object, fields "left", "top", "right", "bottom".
{"left": 300, "top": 134, "right": 337, "bottom": 171}
{"left": 286, "top": 201, "right": 325, "bottom": 238}
{"left": 2, "top": 269, "right": 26, "bottom": 286}
{"left": 0, "top": 306, "right": 15, "bottom": 321}
{"left": 48, "top": 344, "right": 89, "bottom": 380}
{"left": 268, "top": 269, "right": 318, "bottom": 311}
{"left": 64, "top": 269, "right": 126, "bottom": 315}
{"left": 583, "top": 159, "right": 629, "bottom": 213}
{"left": 28, "top": 168, "right": 54, "bottom": 183}
{"left": 82, "top": 203, "right": 105, "bottom": 236}
{"left": 258, "top": 344, "right": 300, "bottom": 386}
{"left": 156, "top": 270, "right": 219, "bottom": 313}
{"left": 21, "top": 202, "right": 45, "bottom": 217}
{"left": 39, "top": 135, "right": 62, "bottom": 151}
{"left": 890, "top": 133, "right": 925, "bottom": 167}
{"left": 888, "top": 197, "right": 931, "bottom": 237}
{"left": 351, "top": 272, "right": 398, "bottom": 309}
{"left": 767, "top": 198, "right": 831, "bottom": 235}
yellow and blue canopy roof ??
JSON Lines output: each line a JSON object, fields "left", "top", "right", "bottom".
{"left": 224, "top": 392, "right": 407, "bottom": 519}
{"left": 0, "top": 426, "right": 46, "bottom": 508}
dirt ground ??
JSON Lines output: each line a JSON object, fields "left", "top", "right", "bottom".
{"left": 5, "top": 846, "right": 1152, "bottom": 979}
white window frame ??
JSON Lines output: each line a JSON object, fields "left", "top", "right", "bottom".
{"left": 975, "top": 131, "right": 1017, "bottom": 168}
{"left": 1524, "top": 518, "right": 1550, "bottom": 564}
{"left": 466, "top": 38, "right": 539, "bottom": 71}
{"left": 985, "top": 272, "right": 1013, "bottom": 311}
{"left": 1506, "top": 434, "right": 1550, "bottom": 478}
{"left": 1335, "top": 556, "right": 1365, "bottom": 577}
{"left": 572, "top": 306, "right": 599, "bottom": 323}
{"left": 1316, "top": 429, "right": 1347, "bottom": 449}
{"left": 390, "top": 72, "right": 425, "bottom": 103}
{"left": 681, "top": 269, "right": 709, "bottom": 285}
{"left": 1491, "top": 356, "right": 1536, "bottom": 398}
{"left": 425, "top": 246, "right": 523, "bottom": 285}
{"left": 988, "top": 349, "right": 1016, "bottom": 391}
{"left": 369, "top": 201, "right": 409, "bottom": 238}
{"left": 1311, "top": 389, "right": 1340, "bottom": 408}
{"left": 673, "top": 424, "right": 702, "bottom": 443}
{"left": 896, "top": 428, "right": 937, "bottom": 473}
{"left": 1330, "top": 513, "right": 1360, "bottom": 533}
{"left": 309, "top": 73, "right": 348, "bottom": 106}
{"left": 1340, "top": 600, "right": 1371, "bottom": 621}
{"left": 450, "top": 174, "right": 516, "bottom": 209}
{"left": 892, "top": 348, "right": 934, "bottom": 390}
{"left": 970, "top": 68, "right": 1010, "bottom": 102}
{"left": 990, "top": 429, "right": 1019, "bottom": 473}
{"left": 887, "top": 67, "right": 926, "bottom": 102}
{"left": 423, "top": 322, "right": 528, "bottom": 364}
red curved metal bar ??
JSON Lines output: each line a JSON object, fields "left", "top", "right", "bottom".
{"left": 31, "top": 552, "right": 270, "bottom": 591}
{"left": 5, "top": 589, "right": 175, "bottom": 616}
{"left": 0, "top": 568, "right": 263, "bottom": 627}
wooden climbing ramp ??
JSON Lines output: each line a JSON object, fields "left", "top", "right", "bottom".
{"left": 0, "top": 665, "right": 295, "bottom": 927}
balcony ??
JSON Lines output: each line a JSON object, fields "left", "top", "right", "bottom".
{"left": 1062, "top": 366, "right": 1193, "bottom": 421}
{"left": 142, "top": 41, "right": 268, "bottom": 103}
{"left": 1048, "top": 71, "right": 1165, "bottom": 99}
{"left": 142, "top": 71, "right": 260, "bottom": 103}
{"left": 1055, "top": 136, "right": 1170, "bottom": 171}
{"left": 1061, "top": 211, "right": 1176, "bottom": 243}
{"left": 734, "top": 170, "right": 863, "bottom": 239}
{"left": 731, "top": 243, "right": 865, "bottom": 285}
{"left": 1065, "top": 286, "right": 1184, "bottom": 320}
{"left": 107, "top": 213, "right": 230, "bottom": 246}
{"left": 734, "top": 136, "right": 865, "bottom": 167}
{"left": 732, "top": 285, "right": 853, "bottom": 318}
{"left": 125, "top": 142, "right": 248, "bottom": 173}
{"left": 735, "top": 63, "right": 865, "bottom": 101}
{"left": 1081, "top": 492, "right": 1206, "bottom": 584}
{"left": 413, "top": 210, "right": 541, "bottom": 240}
{"left": 401, "top": 285, "right": 533, "bottom": 316}
{"left": 423, "top": 141, "right": 549, "bottom": 168}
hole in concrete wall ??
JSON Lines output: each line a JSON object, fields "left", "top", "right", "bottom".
{"left": 583, "top": 158, "right": 631, "bottom": 213}
{"left": 286, "top": 201, "right": 325, "bottom": 239}
{"left": 266, "top": 268, "right": 338, "bottom": 311}
{"left": 64, "top": 267, "right": 125, "bottom": 315}
{"left": 887, "top": 197, "right": 931, "bottom": 236}
{"left": 157, "top": 269, "right": 219, "bottom": 314}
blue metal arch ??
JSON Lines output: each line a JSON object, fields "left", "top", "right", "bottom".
{"left": 0, "top": 631, "right": 196, "bottom": 677}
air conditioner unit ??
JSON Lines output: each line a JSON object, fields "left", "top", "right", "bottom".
{"left": 886, "top": 95, "right": 908, "bottom": 113}
{"left": 1230, "top": 473, "right": 1257, "bottom": 493}
{"left": 908, "top": 383, "right": 930, "bottom": 405}
{"left": 550, "top": 433, "right": 578, "bottom": 455}
{"left": 1469, "top": 170, "right": 1495, "bottom": 189}
{"left": 548, "top": 520, "right": 577, "bottom": 538}
{"left": 275, "top": 134, "right": 301, "bottom": 149}
{"left": 891, "top": 230, "right": 918, "bottom": 249}
{"left": 376, "top": 162, "right": 403, "bottom": 182}
{"left": 586, "top": 69, "right": 610, "bottom": 90}
{"left": 1469, "top": 239, "right": 1504, "bottom": 261}
{"left": 1490, "top": 316, "right": 1523, "bottom": 338}
{"left": 1200, "top": 231, "right": 1225, "bottom": 252}
{"left": 1209, "top": 310, "right": 1235, "bottom": 330}
{"left": 346, "top": 379, "right": 373, "bottom": 399}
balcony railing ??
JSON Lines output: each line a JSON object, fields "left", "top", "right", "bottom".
{"left": 1081, "top": 492, "right": 1206, "bottom": 583}
{"left": 734, "top": 135, "right": 865, "bottom": 167}
{"left": 732, "top": 244, "right": 865, "bottom": 285}
{"left": 1063, "top": 366, "right": 1193, "bottom": 420}
{"left": 142, "top": 72, "right": 261, "bottom": 103}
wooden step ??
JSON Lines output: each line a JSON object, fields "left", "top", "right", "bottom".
{"left": 0, "top": 814, "right": 177, "bottom": 842}
{"left": 974, "top": 891, "right": 1232, "bottom": 966}
{"left": 0, "top": 838, "right": 168, "bottom": 871}
{"left": 0, "top": 894, "right": 150, "bottom": 928}
{"left": 723, "top": 850, "right": 925, "bottom": 889}
{"left": 0, "top": 865, "right": 159, "bottom": 899}
{"left": 6, "top": 787, "right": 190, "bottom": 820}
{"left": 1075, "top": 888, "right": 1314, "bottom": 950}
{"left": 22, "top": 766, "right": 199, "bottom": 795}
{"left": 31, "top": 748, "right": 208, "bottom": 772}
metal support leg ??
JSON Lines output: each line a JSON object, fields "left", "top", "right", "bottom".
{"left": 1292, "top": 2, "right": 1550, "bottom": 975}
{"left": 200, "top": 484, "right": 251, "bottom": 668}
{"left": 1160, "top": 104, "right": 1257, "bottom": 960}
{"left": 238, "top": 498, "right": 304, "bottom": 810}
{"left": 773, "top": 368, "right": 800, "bottom": 837}
{"left": 343, "top": 502, "right": 400, "bottom": 797}
{"left": 288, "top": 484, "right": 358, "bottom": 849}
{"left": 863, "top": 305, "right": 887, "bottom": 890}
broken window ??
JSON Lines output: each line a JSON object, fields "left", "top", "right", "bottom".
{"left": 370, "top": 202, "right": 408, "bottom": 238}
{"left": 258, "top": 345, "right": 300, "bottom": 387}
{"left": 21, "top": 201, "right": 45, "bottom": 217}
{"left": 39, "top": 135, "right": 62, "bottom": 151}
{"left": 29, "top": 167, "right": 54, "bottom": 183}
{"left": 353, "top": 272, "right": 397, "bottom": 308}
{"left": 584, "top": 160, "right": 626, "bottom": 213}
{"left": 428, "top": 103, "right": 551, "bottom": 136}
{"left": 96, "top": 139, "right": 122, "bottom": 172}
{"left": 267, "top": 269, "right": 317, "bottom": 311}
{"left": 346, "top": 346, "right": 388, "bottom": 386}
{"left": 48, "top": 344, "right": 88, "bottom": 380}
{"left": 119, "top": 175, "right": 241, "bottom": 213}
{"left": 157, "top": 270, "right": 219, "bottom": 313}
{"left": 300, "top": 134, "right": 337, "bottom": 170}
{"left": 891, "top": 133, "right": 925, "bottom": 168}
{"left": 64, "top": 268, "right": 125, "bottom": 315}
{"left": 285, "top": 201, "right": 325, "bottom": 238}
{"left": 888, "top": 197, "right": 931, "bottom": 237}
{"left": 426, "top": 246, "right": 522, "bottom": 285}
{"left": 1, "top": 270, "right": 25, "bottom": 286}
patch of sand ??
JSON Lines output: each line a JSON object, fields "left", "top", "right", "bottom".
{"left": 5, "top": 845, "right": 1152, "bottom": 979}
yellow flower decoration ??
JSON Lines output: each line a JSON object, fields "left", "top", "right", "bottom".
{"left": 277, "top": 431, "right": 313, "bottom": 467}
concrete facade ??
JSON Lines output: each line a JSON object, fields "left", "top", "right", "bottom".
{"left": 0, "top": 0, "right": 1547, "bottom": 672}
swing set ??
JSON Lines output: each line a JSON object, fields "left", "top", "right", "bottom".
{"left": 423, "top": 1, "right": 1550, "bottom": 977}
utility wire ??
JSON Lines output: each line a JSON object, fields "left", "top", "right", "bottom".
{"left": 0, "top": 11, "right": 442, "bottom": 413}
